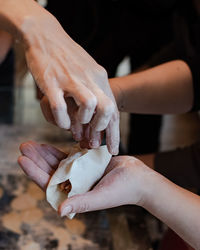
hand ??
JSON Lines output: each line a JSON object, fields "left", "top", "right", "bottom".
{"left": 21, "top": 5, "right": 119, "bottom": 155}
{"left": 39, "top": 95, "right": 104, "bottom": 150}
{"left": 18, "top": 141, "right": 152, "bottom": 217}
{"left": 58, "top": 156, "right": 151, "bottom": 217}
{"left": 18, "top": 141, "right": 67, "bottom": 190}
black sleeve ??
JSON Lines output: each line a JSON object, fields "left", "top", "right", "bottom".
{"left": 154, "top": 141, "right": 200, "bottom": 189}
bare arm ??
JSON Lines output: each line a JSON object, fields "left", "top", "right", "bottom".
{"left": 18, "top": 142, "right": 200, "bottom": 249}
{"left": 110, "top": 60, "right": 193, "bottom": 114}
{"left": 0, "top": 0, "right": 46, "bottom": 39}
{"left": 60, "top": 157, "right": 200, "bottom": 249}
{"left": 143, "top": 171, "right": 200, "bottom": 249}
{"left": 0, "top": 0, "right": 119, "bottom": 155}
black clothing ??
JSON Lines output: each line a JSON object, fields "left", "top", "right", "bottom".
{"left": 0, "top": 50, "right": 14, "bottom": 124}
{"left": 46, "top": 0, "right": 200, "bottom": 154}
{"left": 155, "top": 141, "right": 200, "bottom": 189}
{"left": 46, "top": 0, "right": 176, "bottom": 75}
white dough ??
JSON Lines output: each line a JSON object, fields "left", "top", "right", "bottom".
{"left": 46, "top": 144, "right": 111, "bottom": 219}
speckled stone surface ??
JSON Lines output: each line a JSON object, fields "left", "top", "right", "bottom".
{"left": 0, "top": 175, "right": 113, "bottom": 250}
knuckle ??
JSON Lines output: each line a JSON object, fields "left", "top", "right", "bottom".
{"left": 83, "top": 96, "right": 97, "bottom": 110}
{"left": 112, "top": 109, "right": 119, "bottom": 121}
{"left": 101, "top": 101, "right": 115, "bottom": 117}
{"left": 108, "top": 101, "right": 116, "bottom": 113}
{"left": 51, "top": 104, "right": 64, "bottom": 113}
{"left": 97, "top": 66, "right": 108, "bottom": 79}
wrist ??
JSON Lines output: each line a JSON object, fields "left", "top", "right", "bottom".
{"left": 135, "top": 165, "right": 162, "bottom": 208}
{"left": 125, "top": 156, "right": 158, "bottom": 207}
{"left": 140, "top": 169, "right": 167, "bottom": 210}
{"left": 0, "top": 0, "right": 51, "bottom": 44}
{"left": 109, "top": 78, "right": 124, "bottom": 111}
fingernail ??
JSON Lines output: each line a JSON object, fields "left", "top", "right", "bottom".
{"left": 61, "top": 205, "right": 72, "bottom": 217}
{"left": 111, "top": 147, "right": 119, "bottom": 155}
{"left": 75, "top": 133, "right": 82, "bottom": 142}
{"left": 90, "top": 140, "right": 99, "bottom": 148}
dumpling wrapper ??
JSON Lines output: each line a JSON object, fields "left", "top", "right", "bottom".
{"left": 46, "top": 144, "right": 112, "bottom": 219}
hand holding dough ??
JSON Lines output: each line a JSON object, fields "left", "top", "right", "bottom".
{"left": 46, "top": 144, "right": 111, "bottom": 219}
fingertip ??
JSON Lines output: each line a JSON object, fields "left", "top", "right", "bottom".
{"left": 50, "top": 98, "right": 71, "bottom": 130}
{"left": 17, "top": 155, "right": 24, "bottom": 166}
{"left": 19, "top": 141, "right": 34, "bottom": 154}
{"left": 17, "top": 155, "right": 29, "bottom": 170}
{"left": 111, "top": 148, "right": 119, "bottom": 156}
{"left": 58, "top": 202, "right": 64, "bottom": 216}
{"left": 71, "top": 126, "right": 83, "bottom": 142}
{"left": 19, "top": 143, "right": 26, "bottom": 154}
{"left": 89, "top": 129, "right": 102, "bottom": 149}
{"left": 89, "top": 139, "right": 100, "bottom": 149}
{"left": 72, "top": 133, "right": 82, "bottom": 142}
{"left": 107, "top": 143, "right": 119, "bottom": 156}
{"left": 58, "top": 200, "right": 73, "bottom": 217}
{"left": 55, "top": 114, "right": 71, "bottom": 130}
{"left": 106, "top": 136, "right": 119, "bottom": 155}
{"left": 106, "top": 122, "right": 120, "bottom": 155}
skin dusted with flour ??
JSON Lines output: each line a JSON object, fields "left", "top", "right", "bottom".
{"left": 0, "top": 0, "right": 119, "bottom": 155}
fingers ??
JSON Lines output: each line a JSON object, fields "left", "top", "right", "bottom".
{"left": 58, "top": 158, "right": 129, "bottom": 217}
{"left": 79, "top": 125, "right": 102, "bottom": 149}
{"left": 66, "top": 83, "right": 97, "bottom": 125}
{"left": 71, "top": 120, "right": 83, "bottom": 142}
{"left": 89, "top": 127, "right": 102, "bottom": 148}
{"left": 58, "top": 189, "right": 111, "bottom": 217}
{"left": 40, "top": 144, "right": 67, "bottom": 161}
{"left": 35, "top": 144, "right": 61, "bottom": 169}
{"left": 46, "top": 88, "right": 71, "bottom": 129}
{"left": 40, "top": 96, "right": 56, "bottom": 126}
{"left": 90, "top": 90, "right": 115, "bottom": 132}
{"left": 65, "top": 97, "right": 83, "bottom": 141}
{"left": 18, "top": 156, "right": 49, "bottom": 191}
{"left": 106, "top": 112, "right": 120, "bottom": 155}
{"left": 41, "top": 83, "right": 119, "bottom": 155}
{"left": 20, "top": 141, "right": 55, "bottom": 174}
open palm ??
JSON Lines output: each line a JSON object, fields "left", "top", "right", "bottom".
{"left": 18, "top": 141, "right": 147, "bottom": 217}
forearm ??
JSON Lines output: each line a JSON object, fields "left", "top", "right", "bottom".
{"left": 0, "top": 0, "right": 56, "bottom": 44}
{"left": 142, "top": 172, "right": 200, "bottom": 249}
{"left": 110, "top": 60, "right": 193, "bottom": 114}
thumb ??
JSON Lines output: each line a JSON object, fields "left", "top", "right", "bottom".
{"left": 58, "top": 189, "right": 110, "bottom": 217}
